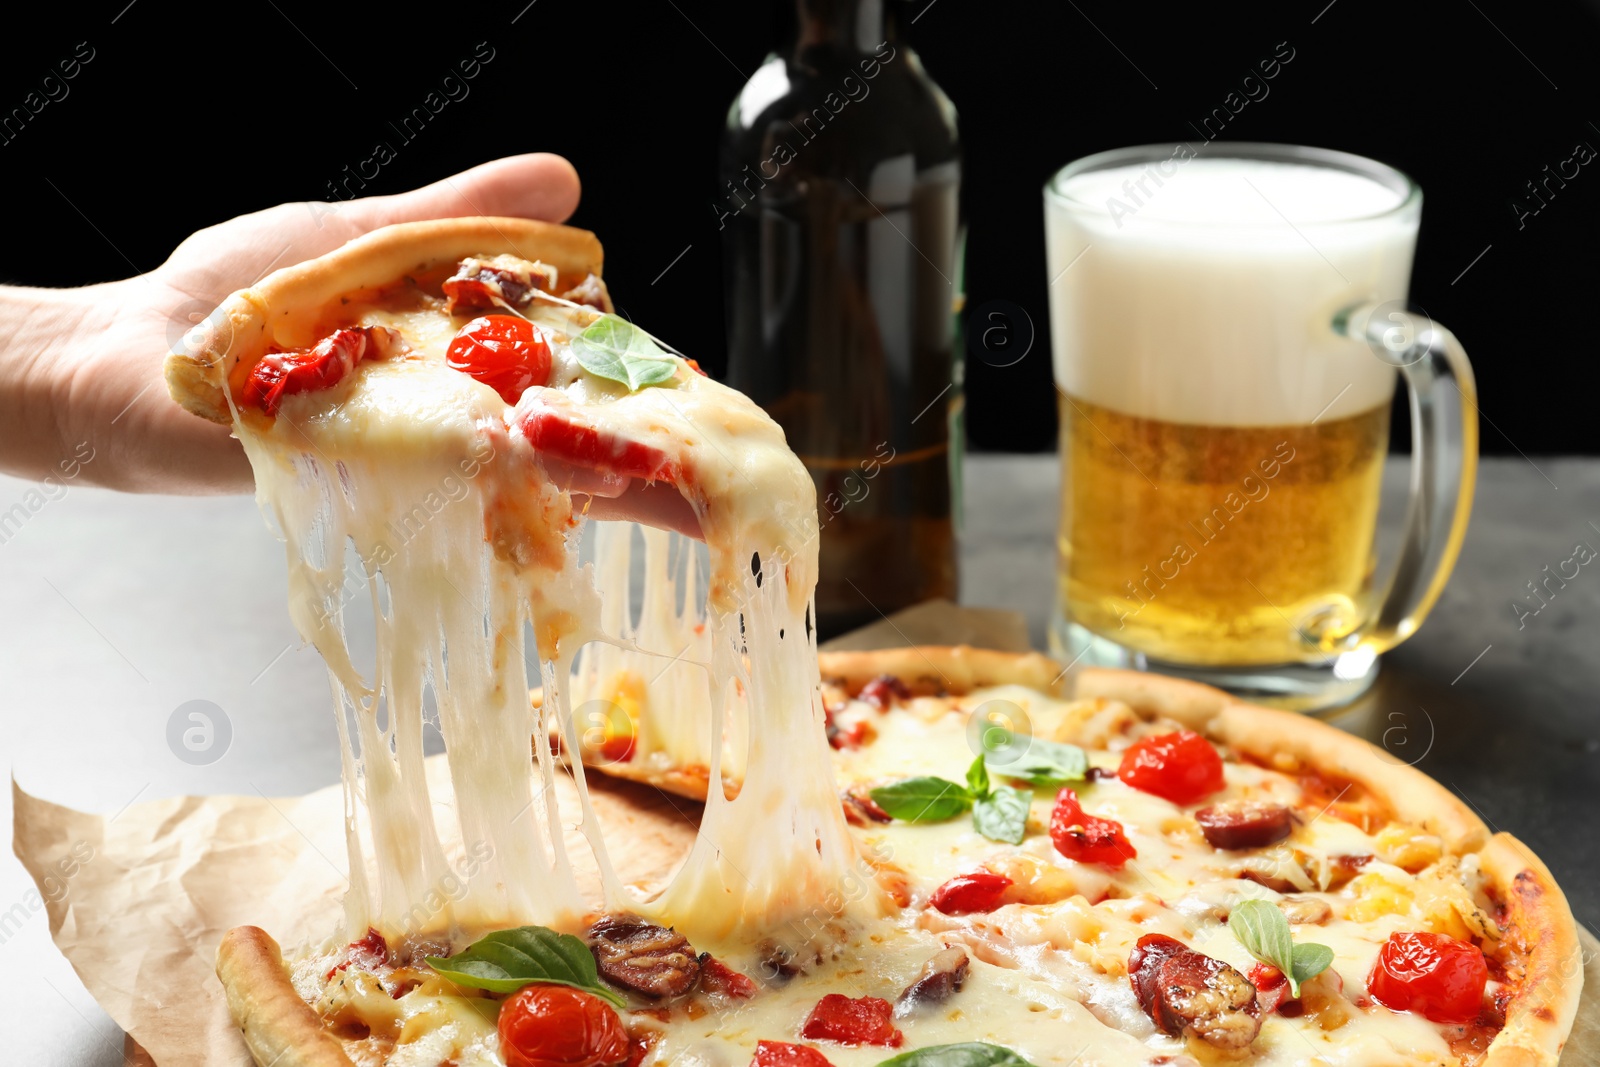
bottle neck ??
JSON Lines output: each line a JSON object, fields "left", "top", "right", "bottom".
{"left": 786, "top": 0, "right": 899, "bottom": 56}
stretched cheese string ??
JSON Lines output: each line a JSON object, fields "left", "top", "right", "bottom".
{"left": 236, "top": 315, "right": 872, "bottom": 943}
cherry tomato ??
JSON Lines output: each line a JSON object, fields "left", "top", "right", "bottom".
{"left": 517, "top": 399, "right": 678, "bottom": 484}
{"left": 928, "top": 871, "right": 1014, "bottom": 915}
{"left": 242, "top": 328, "right": 374, "bottom": 416}
{"left": 496, "top": 984, "right": 630, "bottom": 1067}
{"left": 824, "top": 707, "right": 871, "bottom": 751}
{"left": 751, "top": 1041, "right": 835, "bottom": 1067}
{"left": 1049, "top": 788, "right": 1137, "bottom": 868}
{"left": 1368, "top": 932, "right": 1489, "bottom": 1023}
{"left": 1248, "top": 963, "right": 1287, "bottom": 991}
{"left": 1117, "top": 730, "right": 1225, "bottom": 805}
{"left": 447, "top": 314, "right": 552, "bottom": 405}
{"left": 799, "top": 994, "right": 902, "bottom": 1047}
{"left": 597, "top": 733, "right": 636, "bottom": 764}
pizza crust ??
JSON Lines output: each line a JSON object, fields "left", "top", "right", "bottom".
{"left": 216, "top": 926, "right": 356, "bottom": 1067}
{"left": 163, "top": 217, "right": 605, "bottom": 425}
{"left": 1076, "top": 665, "right": 1578, "bottom": 1067}
{"left": 1475, "top": 834, "right": 1586, "bottom": 1067}
{"left": 1075, "top": 668, "right": 1488, "bottom": 853}
{"left": 818, "top": 644, "right": 1071, "bottom": 697}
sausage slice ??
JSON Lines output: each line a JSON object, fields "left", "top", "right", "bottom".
{"left": 587, "top": 914, "right": 701, "bottom": 998}
{"left": 894, "top": 947, "right": 970, "bottom": 1017}
{"left": 1195, "top": 801, "right": 1294, "bottom": 850}
{"left": 1129, "top": 933, "right": 1261, "bottom": 1049}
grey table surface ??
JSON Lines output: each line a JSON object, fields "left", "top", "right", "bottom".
{"left": 1, "top": 453, "right": 1597, "bottom": 1061}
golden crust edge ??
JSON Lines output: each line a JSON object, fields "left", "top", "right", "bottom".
{"left": 1077, "top": 667, "right": 1490, "bottom": 855}
{"left": 578, "top": 755, "right": 719, "bottom": 804}
{"left": 816, "top": 644, "right": 1071, "bottom": 697}
{"left": 216, "top": 925, "right": 355, "bottom": 1067}
{"left": 1478, "top": 833, "right": 1585, "bottom": 1067}
{"left": 1075, "top": 668, "right": 1580, "bottom": 1066}
{"left": 163, "top": 216, "right": 606, "bottom": 425}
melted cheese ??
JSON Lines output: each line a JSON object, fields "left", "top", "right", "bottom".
{"left": 831, "top": 687, "right": 1477, "bottom": 1064}
{"left": 239, "top": 293, "right": 861, "bottom": 942}
{"left": 240, "top": 274, "right": 1494, "bottom": 1066}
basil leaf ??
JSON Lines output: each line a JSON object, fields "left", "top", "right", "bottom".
{"left": 984, "top": 731, "right": 1088, "bottom": 785}
{"left": 1290, "top": 942, "right": 1335, "bottom": 990}
{"left": 971, "top": 785, "right": 1032, "bottom": 845}
{"left": 425, "top": 925, "right": 624, "bottom": 1007}
{"left": 1228, "top": 899, "right": 1294, "bottom": 985}
{"left": 875, "top": 1042, "right": 1038, "bottom": 1067}
{"left": 965, "top": 754, "right": 991, "bottom": 797}
{"left": 870, "top": 777, "right": 973, "bottom": 823}
{"left": 571, "top": 315, "right": 679, "bottom": 391}
{"left": 1229, "top": 899, "right": 1332, "bottom": 998}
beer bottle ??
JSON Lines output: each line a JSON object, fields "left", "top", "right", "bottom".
{"left": 717, "top": 0, "right": 963, "bottom": 639}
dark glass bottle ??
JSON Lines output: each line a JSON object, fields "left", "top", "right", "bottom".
{"left": 718, "top": 0, "right": 963, "bottom": 639}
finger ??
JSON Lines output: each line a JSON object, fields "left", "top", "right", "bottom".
{"left": 585, "top": 483, "right": 705, "bottom": 542}
{"left": 540, "top": 455, "right": 629, "bottom": 499}
{"left": 347, "top": 153, "right": 582, "bottom": 232}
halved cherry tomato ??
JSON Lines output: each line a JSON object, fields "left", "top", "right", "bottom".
{"left": 1049, "top": 787, "right": 1136, "bottom": 868}
{"left": 1368, "top": 932, "right": 1489, "bottom": 1023}
{"left": 701, "top": 956, "right": 758, "bottom": 998}
{"left": 1248, "top": 961, "right": 1294, "bottom": 1014}
{"left": 1117, "top": 729, "right": 1225, "bottom": 805}
{"left": 824, "top": 707, "right": 872, "bottom": 751}
{"left": 496, "top": 984, "right": 630, "bottom": 1067}
{"left": 1248, "top": 962, "right": 1287, "bottom": 991}
{"left": 799, "top": 994, "right": 902, "bottom": 1047}
{"left": 447, "top": 314, "right": 552, "bottom": 405}
{"left": 242, "top": 327, "right": 380, "bottom": 416}
{"left": 928, "top": 871, "right": 1013, "bottom": 915}
{"left": 517, "top": 398, "right": 678, "bottom": 484}
{"left": 751, "top": 1040, "right": 834, "bottom": 1067}
{"left": 597, "top": 733, "right": 636, "bottom": 764}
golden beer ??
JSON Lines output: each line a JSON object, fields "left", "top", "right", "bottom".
{"left": 1057, "top": 393, "right": 1390, "bottom": 666}
{"left": 1044, "top": 145, "right": 1478, "bottom": 707}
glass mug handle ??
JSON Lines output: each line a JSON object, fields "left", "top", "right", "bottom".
{"left": 1332, "top": 303, "right": 1479, "bottom": 655}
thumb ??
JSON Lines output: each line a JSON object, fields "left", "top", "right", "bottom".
{"left": 155, "top": 154, "right": 585, "bottom": 301}
{"left": 344, "top": 153, "right": 583, "bottom": 230}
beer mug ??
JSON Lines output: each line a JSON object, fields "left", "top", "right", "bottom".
{"left": 1044, "top": 143, "right": 1477, "bottom": 710}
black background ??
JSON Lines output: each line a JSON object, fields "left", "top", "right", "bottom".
{"left": 2, "top": 0, "right": 1596, "bottom": 455}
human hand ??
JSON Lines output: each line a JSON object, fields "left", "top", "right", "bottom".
{"left": 0, "top": 154, "right": 702, "bottom": 538}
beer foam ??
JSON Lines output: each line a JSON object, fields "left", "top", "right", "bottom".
{"left": 1046, "top": 156, "right": 1419, "bottom": 426}
{"left": 1057, "top": 159, "right": 1405, "bottom": 227}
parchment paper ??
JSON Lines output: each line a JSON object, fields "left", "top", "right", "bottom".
{"left": 13, "top": 601, "right": 1597, "bottom": 1064}
{"left": 13, "top": 756, "right": 700, "bottom": 1067}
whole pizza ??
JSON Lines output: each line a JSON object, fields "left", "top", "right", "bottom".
{"left": 162, "top": 219, "right": 1580, "bottom": 1067}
